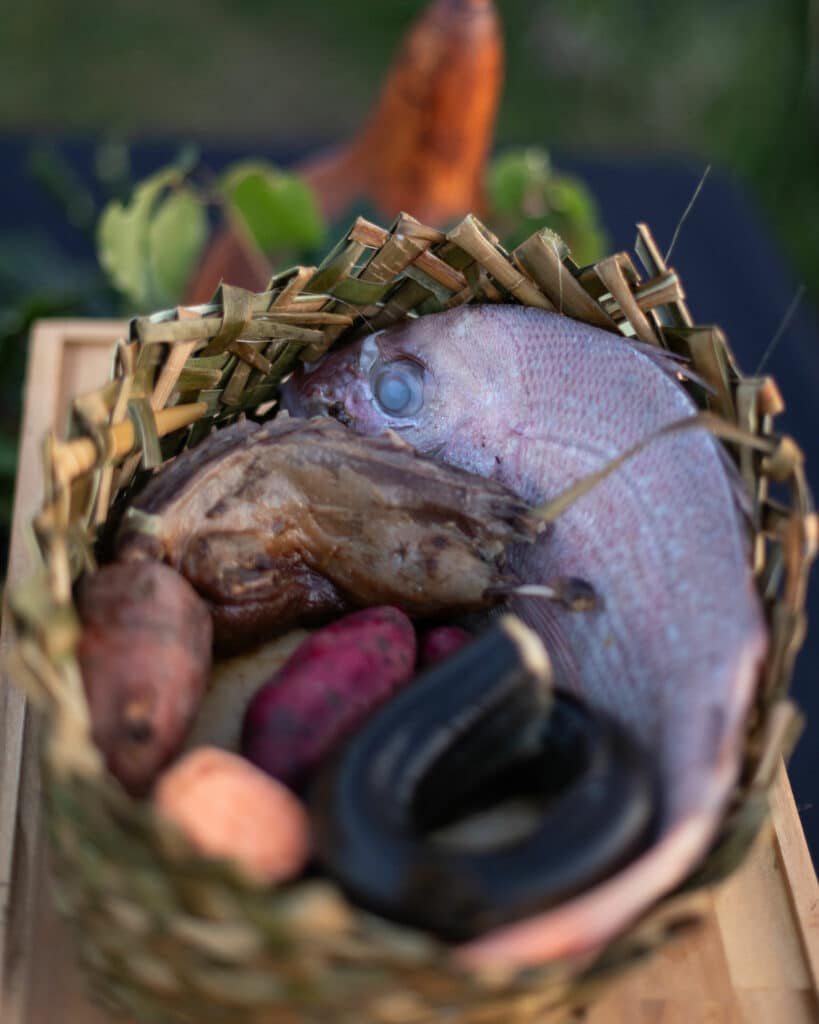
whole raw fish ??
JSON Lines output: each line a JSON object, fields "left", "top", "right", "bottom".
{"left": 285, "top": 304, "right": 768, "bottom": 965}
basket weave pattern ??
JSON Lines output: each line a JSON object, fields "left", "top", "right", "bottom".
{"left": 8, "top": 213, "right": 816, "bottom": 1024}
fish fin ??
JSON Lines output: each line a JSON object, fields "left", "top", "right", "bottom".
{"left": 625, "top": 338, "right": 714, "bottom": 393}
{"left": 383, "top": 428, "right": 414, "bottom": 451}
{"left": 716, "top": 443, "right": 756, "bottom": 527}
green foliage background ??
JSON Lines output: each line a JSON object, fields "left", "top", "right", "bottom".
{"left": 2, "top": 0, "right": 815, "bottom": 290}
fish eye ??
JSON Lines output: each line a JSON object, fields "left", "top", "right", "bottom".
{"left": 371, "top": 360, "right": 424, "bottom": 417}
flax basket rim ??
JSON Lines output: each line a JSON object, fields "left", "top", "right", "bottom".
{"left": 7, "top": 211, "right": 817, "bottom": 1024}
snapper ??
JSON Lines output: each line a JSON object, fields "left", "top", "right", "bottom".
{"left": 285, "top": 303, "right": 768, "bottom": 965}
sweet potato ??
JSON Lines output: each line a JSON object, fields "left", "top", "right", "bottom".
{"left": 418, "top": 626, "right": 473, "bottom": 667}
{"left": 242, "top": 607, "right": 416, "bottom": 787}
{"left": 184, "top": 630, "right": 310, "bottom": 754}
{"left": 76, "top": 561, "right": 212, "bottom": 796}
{"left": 154, "top": 747, "right": 310, "bottom": 884}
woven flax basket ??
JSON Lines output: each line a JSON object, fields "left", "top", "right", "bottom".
{"left": 8, "top": 212, "right": 817, "bottom": 1024}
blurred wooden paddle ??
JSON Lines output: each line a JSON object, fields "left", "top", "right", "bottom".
{"left": 185, "top": 0, "right": 503, "bottom": 303}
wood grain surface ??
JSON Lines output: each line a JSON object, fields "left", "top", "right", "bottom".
{"left": 1, "top": 320, "right": 817, "bottom": 1024}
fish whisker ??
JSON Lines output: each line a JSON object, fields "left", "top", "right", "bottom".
{"left": 665, "top": 164, "right": 711, "bottom": 263}
{"left": 534, "top": 411, "right": 775, "bottom": 525}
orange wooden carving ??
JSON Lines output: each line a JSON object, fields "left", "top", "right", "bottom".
{"left": 185, "top": 223, "right": 272, "bottom": 305}
{"left": 185, "top": 0, "right": 503, "bottom": 302}
{"left": 300, "top": 0, "right": 504, "bottom": 226}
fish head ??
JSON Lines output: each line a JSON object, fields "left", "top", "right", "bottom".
{"left": 283, "top": 312, "right": 480, "bottom": 456}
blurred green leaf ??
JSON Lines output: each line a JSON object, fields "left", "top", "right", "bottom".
{"left": 97, "top": 167, "right": 185, "bottom": 308}
{"left": 488, "top": 148, "right": 553, "bottom": 215}
{"left": 96, "top": 166, "right": 207, "bottom": 307}
{"left": 486, "top": 147, "right": 607, "bottom": 267}
{"left": 148, "top": 189, "right": 208, "bottom": 308}
{"left": 220, "top": 161, "right": 326, "bottom": 255}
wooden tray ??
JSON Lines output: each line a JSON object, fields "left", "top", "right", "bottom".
{"left": 1, "top": 320, "right": 817, "bottom": 1024}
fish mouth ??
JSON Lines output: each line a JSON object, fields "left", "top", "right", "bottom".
{"left": 280, "top": 379, "right": 355, "bottom": 429}
{"left": 327, "top": 402, "right": 353, "bottom": 426}
{"left": 280, "top": 371, "right": 336, "bottom": 420}
{"left": 280, "top": 356, "right": 364, "bottom": 425}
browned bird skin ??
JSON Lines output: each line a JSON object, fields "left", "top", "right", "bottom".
{"left": 116, "top": 415, "right": 539, "bottom": 654}
{"left": 287, "top": 304, "right": 768, "bottom": 965}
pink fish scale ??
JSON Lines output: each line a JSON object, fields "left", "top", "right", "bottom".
{"left": 293, "top": 304, "right": 767, "bottom": 832}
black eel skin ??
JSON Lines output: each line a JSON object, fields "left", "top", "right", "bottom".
{"left": 310, "top": 618, "right": 658, "bottom": 942}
